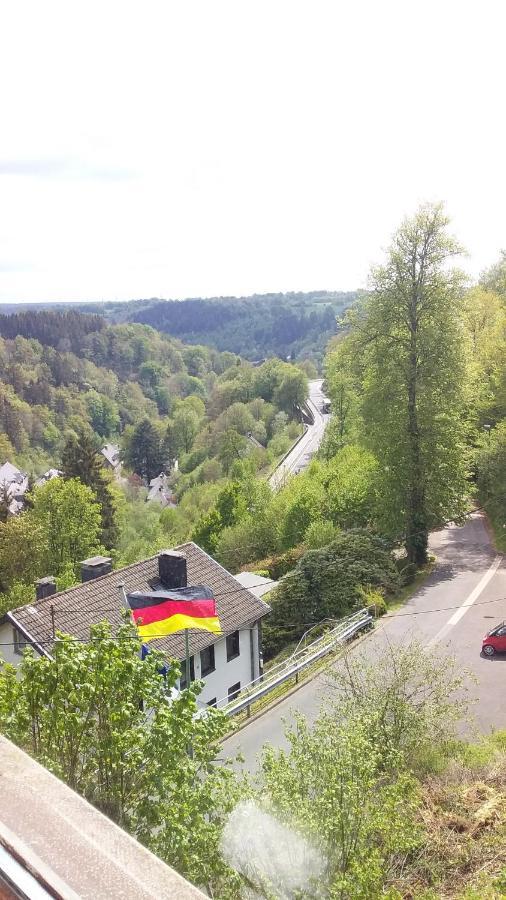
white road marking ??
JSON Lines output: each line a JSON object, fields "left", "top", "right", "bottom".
{"left": 425, "top": 555, "right": 503, "bottom": 649}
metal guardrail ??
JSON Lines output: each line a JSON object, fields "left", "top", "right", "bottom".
{"left": 219, "top": 608, "right": 373, "bottom": 717}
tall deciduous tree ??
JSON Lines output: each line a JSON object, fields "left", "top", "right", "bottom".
{"left": 334, "top": 204, "right": 468, "bottom": 564}
{"left": 32, "top": 478, "right": 102, "bottom": 576}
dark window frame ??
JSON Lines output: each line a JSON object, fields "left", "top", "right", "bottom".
{"left": 179, "top": 655, "right": 195, "bottom": 690}
{"left": 226, "top": 630, "right": 240, "bottom": 662}
{"left": 13, "top": 627, "right": 28, "bottom": 656}
{"left": 207, "top": 697, "right": 217, "bottom": 708}
{"left": 200, "top": 644, "right": 216, "bottom": 677}
{"left": 228, "top": 681, "right": 241, "bottom": 702}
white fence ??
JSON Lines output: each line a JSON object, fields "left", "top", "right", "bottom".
{"left": 217, "top": 608, "right": 373, "bottom": 718}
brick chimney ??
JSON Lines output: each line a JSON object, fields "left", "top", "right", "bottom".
{"left": 81, "top": 556, "right": 113, "bottom": 582}
{"left": 158, "top": 551, "right": 187, "bottom": 589}
{"left": 35, "top": 577, "right": 57, "bottom": 601}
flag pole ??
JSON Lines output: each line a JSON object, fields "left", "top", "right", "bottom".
{"left": 118, "top": 582, "right": 142, "bottom": 658}
{"left": 184, "top": 629, "right": 190, "bottom": 688}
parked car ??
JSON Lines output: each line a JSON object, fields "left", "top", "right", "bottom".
{"left": 482, "top": 622, "right": 506, "bottom": 656}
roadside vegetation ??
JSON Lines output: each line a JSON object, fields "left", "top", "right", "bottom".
{"left": 1, "top": 628, "right": 504, "bottom": 898}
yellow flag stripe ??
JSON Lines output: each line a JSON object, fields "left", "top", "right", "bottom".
{"left": 138, "top": 613, "right": 222, "bottom": 642}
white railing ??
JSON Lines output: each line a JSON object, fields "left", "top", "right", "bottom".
{"left": 217, "top": 608, "right": 373, "bottom": 718}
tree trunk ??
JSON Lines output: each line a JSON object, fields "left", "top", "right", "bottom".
{"left": 406, "top": 285, "right": 428, "bottom": 566}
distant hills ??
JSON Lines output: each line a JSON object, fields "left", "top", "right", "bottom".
{"left": 0, "top": 290, "right": 358, "bottom": 365}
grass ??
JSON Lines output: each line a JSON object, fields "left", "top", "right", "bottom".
{"left": 388, "top": 557, "right": 437, "bottom": 614}
{"left": 390, "top": 731, "right": 506, "bottom": 899}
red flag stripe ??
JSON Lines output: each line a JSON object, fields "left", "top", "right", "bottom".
{"left": 131, "top": 598, "right": 216, "bottom": 627}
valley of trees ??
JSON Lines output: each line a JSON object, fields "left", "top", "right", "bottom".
{"left": 1, "top": 205, "right": 506, "bottom": 896}
{"left": 0, "top": 205, "right": 504, "bottom": 645}
{"left": 2, "top": 289, "right": 358, "bottom": 367}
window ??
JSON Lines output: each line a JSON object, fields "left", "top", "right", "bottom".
{"left": 228, "top": 682, "right": 241, "bottom": 702}
{"left": 179, "top": 655, "right": 195, "bottom": 690}
{"left": 200, "top": 644, "right": 215, "bottom": 677}
{"left": 207, "top": 697, "right": 217, "bottom": 708}
{"left": 226, "top": 630, "right": 240, "bottom": 662}
{"left": 13, "top": 627, "right": 28, "bottom": 656}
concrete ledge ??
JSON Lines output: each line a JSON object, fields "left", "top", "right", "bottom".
{"left": 0, "top": 736, "right": 204, "bottom": 899}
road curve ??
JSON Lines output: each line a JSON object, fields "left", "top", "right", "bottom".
{"left": 221, "top": 512, "right": 506, "bottom": 771}
{"left": 269, "top": 379, "right": 330, "bottom": 491}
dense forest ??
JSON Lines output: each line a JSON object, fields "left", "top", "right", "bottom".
{"left": 125, "top": 291, "right": 356, "bottom": 364}
{"left": 0, "top": 290, "right": 357, "bottom": 367}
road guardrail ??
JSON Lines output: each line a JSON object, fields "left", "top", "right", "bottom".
{"left": 218, "top": 608, "right": 373, "bottom": 718}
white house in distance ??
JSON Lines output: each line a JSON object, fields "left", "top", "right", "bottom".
{"left": 0, "top": 544, "right": 271, "bottom": 710}
{"left": 34, "top": 468, "right": 61, "bottom": 488}
{"left": 100, "top": 442, "right": 121, "bottom": 477}
{"left": 147, "top": 472, "right": 177, "bottom": 508}
{"left": 0, "top": 461, "right": 29, "bottom": 515}
{"left": 0, "top": 462, "right": 61, "bottom": 515}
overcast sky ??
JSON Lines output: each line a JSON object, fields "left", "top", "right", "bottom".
{"left": 0, "top": 0, "right": 504, "bottom": 303}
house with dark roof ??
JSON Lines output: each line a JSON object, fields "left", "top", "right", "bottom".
{"left": 0, "top": 543, "right": 270, "bottom": 710}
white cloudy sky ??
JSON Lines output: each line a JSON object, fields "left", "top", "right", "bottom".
{"left": 0, "top": 0, "right": 504, "bottom": 302}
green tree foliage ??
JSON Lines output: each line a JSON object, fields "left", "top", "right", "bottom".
{"left": 272, "top": 368, "right": 308, "bottom": 416}
{"left": 330, "top": 639, "right": 472, "bottom": 763}
{"left": 171, "top": 405, "right": 200, "bottom": 454}
{"left": 0, "top": 514, "right": 47, "bottom": 593}
{"left": 263, "top": 530, "right": 399, "bottom": 658}
{"left": 0, "top": 620, "right": 240, "bottom": 896}
{"left": 31, "top": 478, "right": 102, "bottom": 576}
{"left": 128, "top": 291, "right": 357, "bottom": 364}
{"left": 480, "top": 249, "right": 506, "bottom": 296}
{"left": 123, "top": 418, "right": 166, "bottom": 482}
{"left": 261, "top": 712, "right": 419, "bottom": 898}
{"left": 475, "top": 421, "right": 506, "bottom": 546}
{"left": 329, "top": 204, "right": 469, "bottom": 564}
{"left": 61, "top": 429, "right": 119, "bottom": 548}
{"left": 254, "top": 643, "right": 471, "bottom": 899}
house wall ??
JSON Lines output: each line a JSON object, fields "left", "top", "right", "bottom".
{"left": 189, "top": 626, "right": 258, "bottom": 709}
{"left": 0, "top": 620, "right": 23, "bottom": 666}
{"left": 0, "top": 619, "right": 264, "bottom": 710}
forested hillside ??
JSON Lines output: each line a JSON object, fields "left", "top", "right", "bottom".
{"left": 124, "top": 291, "right": 356, "bottom": 364}
{"left": 0, "top": 306, "right": 310, "bottom": 608}
{"left": 1, "top": 208, "right": 506, "bottom": 898}
{"left": 0, "top": 290, "right": 357, "bottom": 367}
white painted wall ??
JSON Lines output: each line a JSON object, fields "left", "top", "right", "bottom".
{"left": 0, "top": 620, "right": 24, "bottom": 666}
{"left": 188, "top": 626, "right": 259, "bottom": 709}
{"left": 0, "top": 618, "right": 264, "bottom": 710}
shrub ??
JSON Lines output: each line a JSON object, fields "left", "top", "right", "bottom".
{"left": 263, "top": 530, "right": 399, "bottom": 659}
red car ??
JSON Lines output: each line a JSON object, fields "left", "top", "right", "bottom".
{"left": 482, "top": 622, "right": 506, "bottom": 656}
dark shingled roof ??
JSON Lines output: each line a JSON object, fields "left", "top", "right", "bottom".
{"left": 8, "top": 543, "right": 271, "bottom": 660}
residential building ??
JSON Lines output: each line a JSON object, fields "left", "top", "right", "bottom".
{"left": 234, "top": 571, "right": 277, "bottom": 599}
{"left": 100, "top": 442, "right": 121, "bottom": 473}
{"left": 33, "top": 467, "right": 61, "bottom": 488}
{"left": 0, "top": 543, "right": 270, "bottom": 709}
{"left": 147, "top": 472, "right": 177, "bottom": 508}
{"left": 0, "top": 461, "right": 29, "bottom": 515}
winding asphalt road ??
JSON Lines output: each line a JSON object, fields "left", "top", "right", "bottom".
{"left": 269, "top": 379, "right": 330, "bottom": 491}
{"left": 222, "top": 512, "right": 506, "bottom": 771}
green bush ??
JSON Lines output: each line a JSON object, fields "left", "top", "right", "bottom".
{"left": 263, "top": 530, "right": 399, "bottom": 658}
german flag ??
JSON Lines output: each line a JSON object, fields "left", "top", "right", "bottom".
{"left": 126, "top": 585, "right": 221, "bottom": 642}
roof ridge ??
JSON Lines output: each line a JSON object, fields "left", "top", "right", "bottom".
{"left": 11, "top": 542, "right": 196, "bottom": 614}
